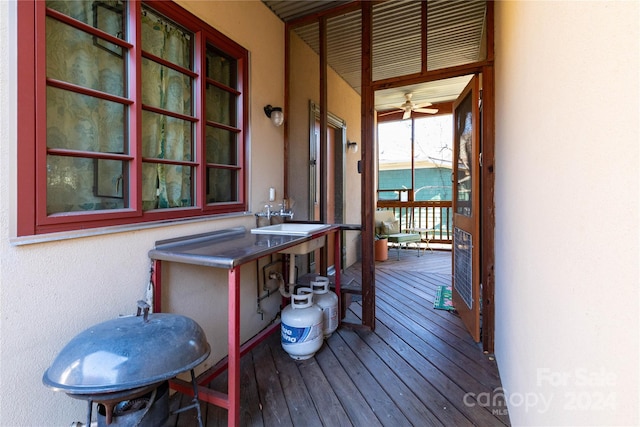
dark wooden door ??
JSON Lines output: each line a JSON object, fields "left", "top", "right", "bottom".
{"left": 452, "top": 75, "right": 481, "bottom": 342}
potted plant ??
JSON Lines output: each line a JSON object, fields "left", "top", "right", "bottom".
{"left": 374, "top": 234, "right": 388, "bottom": 261}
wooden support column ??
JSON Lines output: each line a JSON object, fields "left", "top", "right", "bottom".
{"left": 481, "top": 64, "right": 495, "bottom": 353}
{"left": 480, "top": 1, "right": 496, "bottom": 353}
{"left": 319, "top": 17, "right": 327, "bottom": 223}
{"left": 480, "top": 2, "right": 496, "bottom": 353}
{"left": 360, "top": 2, "right": 375, "bottom": 329}
{"left": 319, "top": 17, "right": 329, "bottom": 272}
{"left": 283, "top": 24, "right": 290, "bottom": 199}
{"left": 421, "top": 0, "right": 428, "bottom": 73}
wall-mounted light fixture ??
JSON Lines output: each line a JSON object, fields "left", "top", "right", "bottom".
{"left": 346, "top": 140, "right": 358, "bottom": 153}
{"left": 264, "top": 105, "right": 284, "bottom": 127}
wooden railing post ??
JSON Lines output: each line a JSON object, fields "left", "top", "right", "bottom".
{"left": 376, "top": 200, "right": 453, "bottom": 245}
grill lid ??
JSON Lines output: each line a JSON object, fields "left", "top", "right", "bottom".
{"left": 43, "top": 301, "right": 210, "bottom": 395}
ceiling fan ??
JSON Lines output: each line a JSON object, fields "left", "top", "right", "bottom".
{"left": 379, "top": 93, "right": 439, "bottom": 120}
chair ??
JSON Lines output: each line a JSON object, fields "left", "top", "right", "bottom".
{"left": 374, "top": 210, "right": 422, "bottom": 260}
{"left": 405, "top": 208, "right": 434, "bottom": 253}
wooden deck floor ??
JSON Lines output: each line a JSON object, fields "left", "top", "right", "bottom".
{"left": 169, "top": 248, "right": 510, "bottom": 426}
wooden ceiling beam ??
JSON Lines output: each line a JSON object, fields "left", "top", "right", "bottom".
{"left": 372, "top": 60, "right": 490, "bottom": 92}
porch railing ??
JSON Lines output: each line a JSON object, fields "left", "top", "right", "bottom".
{"left": 376, "top": 200, "right": 453, "bottom": 244}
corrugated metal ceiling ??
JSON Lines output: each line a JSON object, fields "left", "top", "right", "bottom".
{"left": 262, "top": 0, "right": 353, "bottom": 22}
{"left": 262, "top": 0, "right": 486, "bottom": 111}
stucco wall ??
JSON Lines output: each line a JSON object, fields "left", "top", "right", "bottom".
{"left": 494, "top": 1, "right": 639, "bottom": 425}
{"left": 0, "top": 1, "right": 285, "bottom": 425}
{"left": 288, "top": 31, "right": 362, "bottom": 266}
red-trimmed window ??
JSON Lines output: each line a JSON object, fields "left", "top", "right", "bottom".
{"left": 17, "top": 0, "right": 248, "bottom": 236}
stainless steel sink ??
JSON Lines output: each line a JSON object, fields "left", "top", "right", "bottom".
{"left": 250, "top": 223, "right": 330, "bottom": 236}
{"left": 251, "top": 223, "right": 330, "bottom": 254}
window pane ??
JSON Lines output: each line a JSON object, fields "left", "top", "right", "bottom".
{"left": 141, "top": 58, "right": 192, "bottom": 115}
{"left": 141, "top": 111, "right": 192, "bottom": 161}
{"left": 46, "top": 17, "right": 124, "bottom": 97}
{"left": 206, "top": 48, "right": 236, "bottom": 87}
{"left": 206, "top": 84, "right": 236, "bottom": 126}
{"left": 141, "top": 7, "right": 192, "bottom": 69}
{"left": 35, "top": 1, "right": 247, "bottom": 231}
{"left": 47, "top": 87, "right": 125, "bottom": 154}
{"left": 47, "top": 155, "right": 127, "bottom": 214}
{"left": 413, "top": 115, "right": 453, "bottom": 201}
{"left": 47, "top": 0, "right": 124, "bottom": 40}
{"left": 455, "top": 92, "right": 473, "bottom": 216}
{"left": 207, "top": 168, "right": 238, "bottom": 203}
{"left": 141, "top": 163, "right": 193, "bottom": 210}
{"left": 377, "top": 120, "right": 412, "bottom": 200}
{"left": 206, "top": 126, "right": 237, "bottom": 165}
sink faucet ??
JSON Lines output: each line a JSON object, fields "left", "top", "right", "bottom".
{"left": 277, "top": 203, "right": 294, "bottom": 219}
{"left": 256, "top": 204, "right": 273, "bottom": 220}
{"left": 255, "top": 202, "right": 293, "bottom": 220}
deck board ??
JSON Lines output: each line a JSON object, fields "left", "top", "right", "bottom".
{"left": 324, "top": 332, "right": 411, "bottom": 426}
{"left": 266, "top": 337, "right": 323, "bottom": 427}
{"left": 336, "top": 327, "right": 444, "bottom": 426}
{"left": 169, "top": 249, "right": 510, "bottom": 426}
{"left": 293, "top": 350, "right": 352, "bottom": 426}
{"left": 314, "top": 337, "right": 384, "bottom": 426}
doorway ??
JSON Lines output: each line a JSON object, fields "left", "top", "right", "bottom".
{"left": 282, "top": 0, "right": 496, "bottom": 352}
{"left": 373, "top": 72, "right": 490, "bottom": 346}
{"left": 308, "top": 101, "right": 346, "bottom": 274}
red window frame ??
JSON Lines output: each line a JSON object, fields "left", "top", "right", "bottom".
{"left": 17, "top": 0, "right": 248, "bottom": 236}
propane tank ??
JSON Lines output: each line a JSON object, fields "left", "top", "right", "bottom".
{"left": 281, "top": 289, "right": 323, "bottom": 360}
{"left": 311, "top": 277, "right": 338, "bottom": 338}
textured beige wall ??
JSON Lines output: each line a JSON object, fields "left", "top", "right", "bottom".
{"left": 494, "top": 1, "right": 639, "bottom": 425}
{"left": 288, "top": 33, "right": 319, "bottom": 222}
{"left": 0, "top": 1, "right": 285, "bottom": 425}
{"left": 288, "top": 32, "right": 362, "bottom": 266}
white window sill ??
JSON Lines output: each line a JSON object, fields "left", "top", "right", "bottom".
{"left": 10, "top": 212, "right": 254, "bottom": 246}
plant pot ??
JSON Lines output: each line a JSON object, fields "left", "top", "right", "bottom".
{"left": 374, "top": 238, "right": 388, "bottom": 261}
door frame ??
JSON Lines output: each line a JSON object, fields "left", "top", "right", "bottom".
{"left": 308, "top": 101, "right": 347, "bottom": 225}
{"left": 308, "top": 101, "right": 347, "bottom": 273}
{"left": 283, "top": 1, "right": 495, "bottom": 352}
{"left": 365, "top": 56, "right": 495, "bottom": 352}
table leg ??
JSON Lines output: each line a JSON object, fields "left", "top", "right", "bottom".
{"left": 334, "top": 229, "right": 341, "bottom": 322}
{"left": 152, "top": 259, "right": 162, "bottom": 313}
{"left": 228, "top": 267, "right": 240, "bottom": 427}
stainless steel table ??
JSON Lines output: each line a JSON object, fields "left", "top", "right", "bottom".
{"left": 148, "top": 224, "right": 342, "bottom": 427}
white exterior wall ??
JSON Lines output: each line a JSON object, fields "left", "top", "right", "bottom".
{"left": 0, "top": 1, "right": 286, "bottom": 425}
{"left": 494, "top": 1, "right": 639, "bottom": 425}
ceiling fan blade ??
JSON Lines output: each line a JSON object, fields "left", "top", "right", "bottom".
{"left": 413, "top": 102, "right": 433, "bottom": 108}
{"left": 377, "top": 109, "right": 403, "bottom": 117}
{"left": 414, "top": 107, "right": 439, "bottom": 114}
{"left": 402, "top": 110, "right": 411, "bottom": 120}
